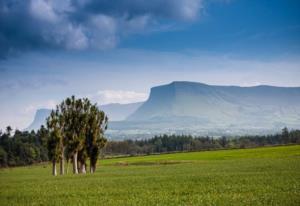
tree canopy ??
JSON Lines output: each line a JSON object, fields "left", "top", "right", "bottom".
{"left": 45, "top": 96, "right": 108, "bottom": 175}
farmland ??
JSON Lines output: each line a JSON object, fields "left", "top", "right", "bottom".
{"left": 1, "top": 145, "right": 300, "bottom": 206}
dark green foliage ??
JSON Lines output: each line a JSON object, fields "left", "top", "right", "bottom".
{"left": 1, "top": 126, "right": 299, "bottom": 167}
{"left": 0, "top": 129, "right": 49, "bottom": 167}
{"left": 0, "top": 146, "right": 8, "bottom": 167}
{"left": 45, "top": 96, "right": 108, "bottom": 174}
{"left": 85, "top": 105, "right": 108, "bottom": 172}
{"left": 282, "top": 127, "right": 290, "bottom": 143}
{"left": 104, "top": 129, "right": 300, "bottom": 155}
{"left": 47, "top": 110, "right": 62, "bottom": 162}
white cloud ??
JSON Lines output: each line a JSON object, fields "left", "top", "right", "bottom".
{"left": 30, "top": 0, "right": 58, "bottom": 23}
{"left": 89, "top": 90, "right": 148, "bottom": 104}
{"left": 178, "top": 0, "right": 202, "bottom": 20}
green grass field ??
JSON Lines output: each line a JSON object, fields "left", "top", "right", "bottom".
{"left": 1, "top": 145, "right": 300, "bottom": 206}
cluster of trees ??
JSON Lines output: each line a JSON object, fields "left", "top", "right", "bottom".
{"left": 0, "top": 126, "right": 48, "bottom": 167}
{"left": 45, "top": 96, "right": 108, "bottom": 176}
{"left": 104, "top": 128, "right": 300, "bottom": 155}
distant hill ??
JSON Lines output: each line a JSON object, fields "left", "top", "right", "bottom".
{"left": 26, "top": 81, "right": 300, "bottom": 139}
{"left": 128, "top": 81, "right": 300, "bottom": 124}
{"left": 26, "top": 102, "right": 143, "bottom": 131}
{"left": 26, "top": 109, "right": 51, "bottom": 132}
{"left": 107, "top": 81, "right": 300, "bottom": 139}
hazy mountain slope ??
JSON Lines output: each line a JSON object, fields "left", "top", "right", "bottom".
{"left": 127, "top": 81, "right": 300, "bottom": 127}
{"left": 26, "top": 102, "right": 143, "bottom": 131}
{"left": 100, "top": 102, "right": 143, "bottom": 121}
{"left": 26, "top": 109, "right": 51, "bottom": 132}
{"left": 26, "top": 81, "right": 300, "bottom": 138}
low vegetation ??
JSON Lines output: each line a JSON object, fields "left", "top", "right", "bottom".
{"left": 0, "top": 145, "right": 299, "bottom": 205}
{"left": 1, "top": 125, "right": 299, "bottom": 169}
{"left": 105, "top": 128, "right": 300, "bottom": 155}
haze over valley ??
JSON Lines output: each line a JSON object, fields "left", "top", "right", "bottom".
{"left": 27, "top": 81, "right": 300, "bottom": 139}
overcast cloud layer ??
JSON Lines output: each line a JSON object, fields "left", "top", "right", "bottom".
{"left": 0, "top": 0, "right": 202, "bottom": 57}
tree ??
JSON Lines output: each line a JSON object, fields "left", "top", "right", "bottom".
{"left": 86, "top": 105, "right": 108, "bottom": 173}
{"left": 6, "top": 126, "right": 12, "bottom": 137}
{"left": 220, "top": 136, "right": 228, "bottom": 148}
{"left": 77, "top": 98, "right": 92, "bottom": 174}
{"left": 37, "top": 125, "right": 49, "bottom": 161}
{"left": 0, "top": 146, "right": 7, "bottom": 167}
{"left": 62, "top": 96, "right": 87, "bottom": 174}
{"left": 46, "top": 110, "right": 62, "bottom": 176}
{"left": 282, "top": 127, "right": 289, "bottom": 144}
{"left": 50, "top": 96, "right": 108, "bottom": 175}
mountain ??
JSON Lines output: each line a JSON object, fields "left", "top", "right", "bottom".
{"left": 26, "top": 81, "right": 300, "bottom": 139}
{"left": 106, "top": 81, "right": 300, "bottom": 139}
{"left": 26, "top": 102, "right": 143, "bottom": 131}
{"left": 100, "top": 102, "right": 143, "bottom": 121}
{"left": 128, "top": 81, "right": 300, "bottom": 124}
{"left": 26, "top": 109, "right": 51, "bottom": 132}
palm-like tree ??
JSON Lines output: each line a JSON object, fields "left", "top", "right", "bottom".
{"left": 46, "top": 96, "right": 108, "bottom": 175}
{"left": 64, "top": 96, "right": 81, "bottom": 174}
{"left": 86, "top": 106, "right": 108, "bottom": 173}
{"left": 46, "top": 110, "right": 62, "bottom": 176}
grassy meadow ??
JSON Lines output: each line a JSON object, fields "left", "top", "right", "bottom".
{"left": 0, "top": 145, "right": 300, "bottom": 206}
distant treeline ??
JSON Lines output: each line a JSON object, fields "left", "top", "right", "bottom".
{"left": 104, "top": 128, "right": 300, "bottom": 155}
{"left": 0, "top": 127, "right": 48, "bottom": 167}
{"left": 1, "top": 126, "right": 300, "bottom": 167}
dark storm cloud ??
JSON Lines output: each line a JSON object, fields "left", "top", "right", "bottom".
{"left": 72, "top": 0, "right": 201, "bottom": 20}
{"left": 0, "top": 0, "right": 202, "bottom": 58}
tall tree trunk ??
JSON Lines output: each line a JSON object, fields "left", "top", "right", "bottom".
{"left": 89, "top": 161, "right": 93, "bottom": 174}
{"left": 66, "top": 159, "right": 69, "bottom": 174}
{"left": 77, "top": 160, "right": 81, "bottom": 173}
{"left": 91, "top": 159, "right": 97, "bottom": 173}
{"left": 90, "top": 159, "right": 94, "bottom": 174}
{"left": 52, "top": 160, "right": 57, "bottom": 176}
{"left": 60, "top": 158, "right": 64, "bottom": 175}
{"left": 81, "top": 163, "right": 86, "bottom": 174}
{"left": 90, "top": 165, "right": 95, "bottom": 173}
{"left": 72, "top": 152, "right": 78, "bottom": 174}
{"left": 60, "top": 149, "right": 64, "bottom": 175}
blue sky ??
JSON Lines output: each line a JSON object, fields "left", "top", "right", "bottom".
{"left": 0, "top": 0, "right": 300, "bottom": 130}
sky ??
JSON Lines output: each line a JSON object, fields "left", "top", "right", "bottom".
{"left": 0, "top": 0, "right": 300, "bottom": 130}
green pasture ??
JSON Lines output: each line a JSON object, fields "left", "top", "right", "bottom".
{"left": 1, "top": 145, "right": 300, "bottom": 206}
